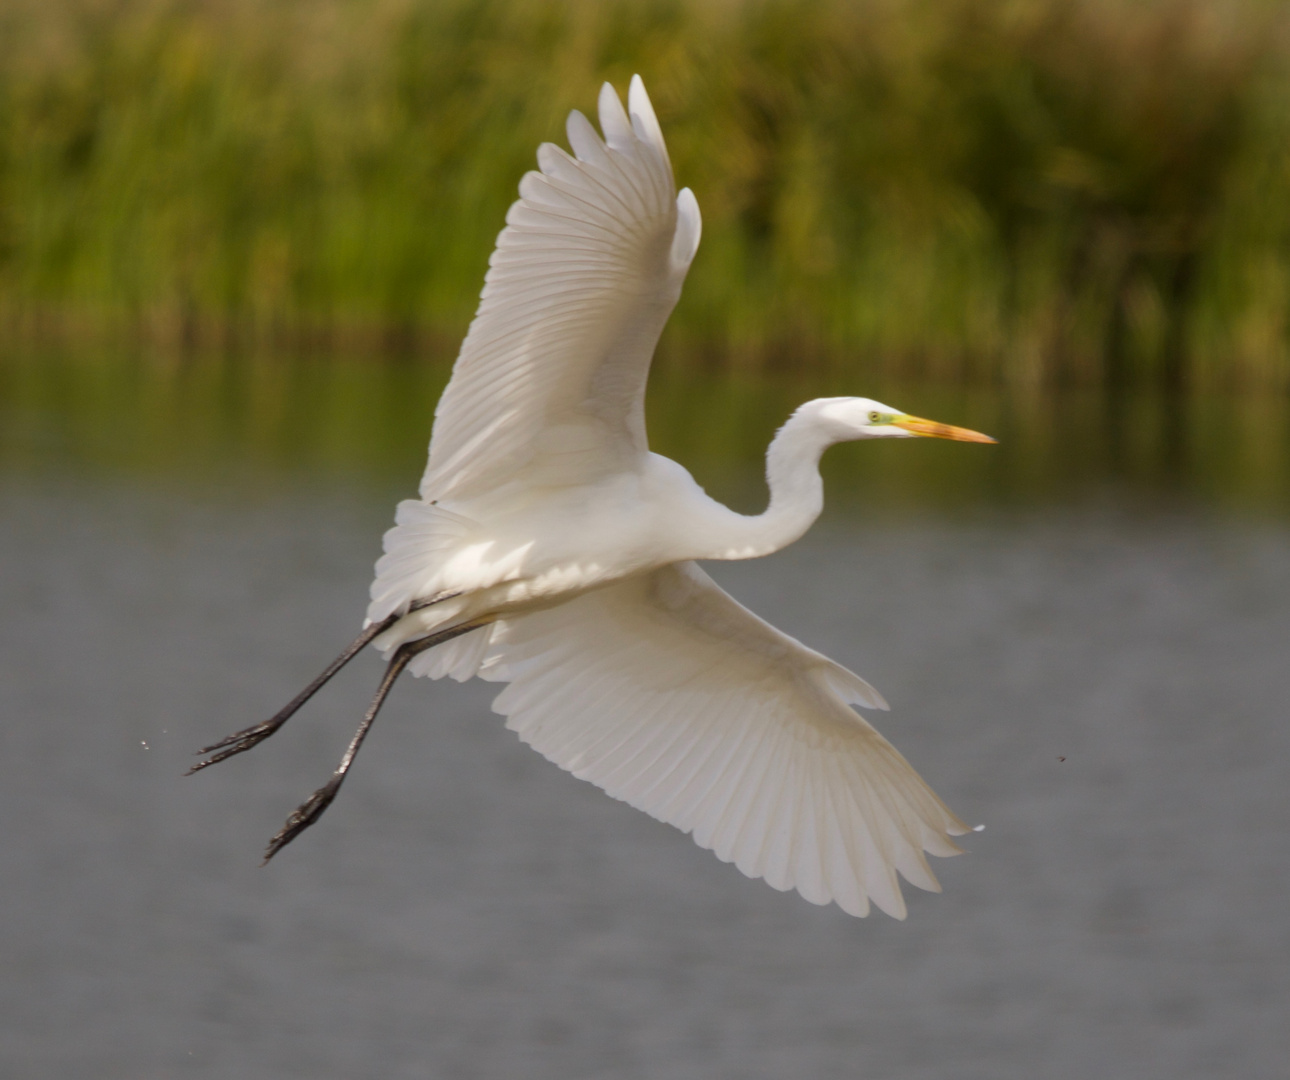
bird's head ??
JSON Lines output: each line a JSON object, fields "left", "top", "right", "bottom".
{"left": 807, "top": 397, "right": 996, "bottom": 444}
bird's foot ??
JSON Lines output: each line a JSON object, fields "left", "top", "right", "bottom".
{"left": 262, "top": 776, "right": 342, "bottom": 864}
{"left": 186, "top": 613, "right": 414, "bottom": 778}
{"left": 187, "top": 720, "right": 281, "bottom": 774}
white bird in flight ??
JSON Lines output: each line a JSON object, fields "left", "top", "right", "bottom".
{"left": 193, "top": 76, "right": 995, "bottom": 919}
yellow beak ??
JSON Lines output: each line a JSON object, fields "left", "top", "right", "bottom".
{"left": 890, "top": 414, "right": 997, "bottom": 443}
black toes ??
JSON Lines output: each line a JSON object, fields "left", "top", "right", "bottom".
{"left": 187, "top": 724, "right": 278, "bottom": 774}
{"left": 261, "top": 778, "right": 343, "bottom": 864}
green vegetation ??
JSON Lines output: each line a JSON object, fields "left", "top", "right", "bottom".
{"left": 3, "top": 0, "right": 1290, "bottom": 386}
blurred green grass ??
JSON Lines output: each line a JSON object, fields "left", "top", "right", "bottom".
{"left": 3, "top": 0, "right": 1290, "bottom": 386}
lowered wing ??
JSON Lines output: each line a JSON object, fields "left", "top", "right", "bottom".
{"left": 477, "top": 562, "right": 971, "bottom": 918}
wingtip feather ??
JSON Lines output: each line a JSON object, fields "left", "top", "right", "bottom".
{"left": 671, "top": 187, "right": 702, "bottom": 271}
{"left": 627, "top": 75, "right": 668, "bottom": 159}
{"left": 566, "top": 109, "right": 609, "bottom": 166}
{"left": 598, "top": 81, "right": 633, "bottom": 150}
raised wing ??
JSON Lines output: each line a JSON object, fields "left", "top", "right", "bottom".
{"left": 421, "top": 76, "right": 702, "bottom": 502}
{"left": 475, "top": 562, "right": 971, "bottom": 918}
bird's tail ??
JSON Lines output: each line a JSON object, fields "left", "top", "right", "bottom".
{"left": 367, "top": 500, "right": 476, "bottom": 624}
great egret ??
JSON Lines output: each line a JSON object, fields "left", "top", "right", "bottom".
{"left": 193, "top": 76, "right": 994, "bottom": 919}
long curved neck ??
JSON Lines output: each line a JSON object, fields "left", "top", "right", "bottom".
{"left": 705, "top": 407, "right": 833, "bottom": 560}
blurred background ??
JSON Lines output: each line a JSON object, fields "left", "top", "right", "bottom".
{"left": 2, "top": 1, "right": 1288, "bottom": 1078}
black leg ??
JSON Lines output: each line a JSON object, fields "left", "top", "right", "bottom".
{"left": 261, "top": 620, "right": 483, "bottom": 864}
{"left": 188, "top": 593, "right": 459, "bottom": 774}
{"left": 187, "top": 616, "right": 398, "bottom": 773}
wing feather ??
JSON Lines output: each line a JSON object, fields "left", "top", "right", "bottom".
{"left": 422, "top": 77, "right": 701, "bottom": 502}
{"left": 821, "top": 756, "right": 868, "bottom": 916}
{"left": 476, "top": 561, "right": 969, "bottom": 918}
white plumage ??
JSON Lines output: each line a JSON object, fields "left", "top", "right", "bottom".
{"left": 197, "top": 76, "right": 995, "bottom": 916}
{"left": 479, "top": 562, "right": 962, "bottom": 919}
{"left": 418, "top": 79, "right": 700, "bottom": 506}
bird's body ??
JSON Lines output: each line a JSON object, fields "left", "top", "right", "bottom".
{"left": 371, "top": 451, "right": 727, "bottom": 646}
{"left": 369, "top": 406, "right": 850, "bottom": 654}
{"left": 195, "top": 76, "right": 994, "bottom": 919}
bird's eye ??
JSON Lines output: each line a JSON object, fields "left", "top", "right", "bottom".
{"left": 868, "top": 411, "right": 883, "bottom": 423}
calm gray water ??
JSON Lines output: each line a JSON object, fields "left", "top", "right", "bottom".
{"left": 1, "top": 470, "right": 1288, "bottom": 1079}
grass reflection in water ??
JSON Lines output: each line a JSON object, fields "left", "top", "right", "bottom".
{"left": 1, "top": 347, "right": 1288, "bottom": 517}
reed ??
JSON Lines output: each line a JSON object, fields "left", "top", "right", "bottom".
{"left": 2, "top": 0, "right": 1290, "bottom": 386}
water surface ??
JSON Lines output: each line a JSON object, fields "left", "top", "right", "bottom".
{"left": 1, "top": 351, "right": 1288, "bottom": 1078}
